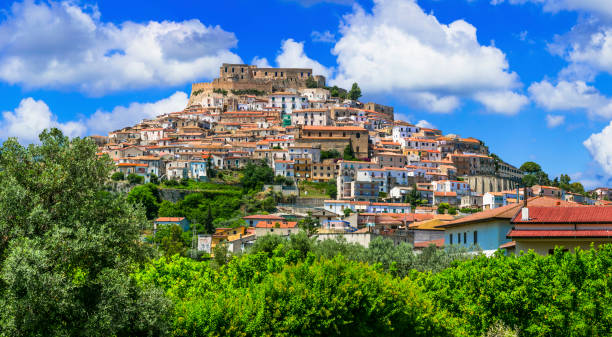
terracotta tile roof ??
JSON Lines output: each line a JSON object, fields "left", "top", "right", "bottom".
{"left": 255, "top": 221, "right": 298, "bottom": 229}
{"left": 440, "top": 196, "right": 579, "bottom": 228}
{"left": 512, "top": 206, "right": 612, "bottom": 224}
{"left": 499, "top": 241, "right": 516, "bottom": 249}
{"left": 155, "top": 217, "right": 186, "bottom": 222}
{"left": 507, "top": 230, "right": 612, "bottom": 238}
{"left": 414, "top": 238, "right": 445, "bottom": 248}
{"left": 434, "top": 191, "right": 457, "bottom": 197}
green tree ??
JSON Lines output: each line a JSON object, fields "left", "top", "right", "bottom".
{"left": 520, "top": 161, "right": 542, "bottom": 174}
{"left": 348, "top": 82, "right": 362, "bottom": 101}
{"left": 111, "top": 171, "right": 125, "bottom": 181}
{"left": 150, "top": 173, "right": 159, "bottom": 184}
{"left": 326, "top": 179, "right": 337, "bottom": 199}
{"left": 153, "top": 224, "right": 190, "bottom": 257}
{"left": 343, "top": 208, "right": 352, "bottom": 218}
{"left": 330, "top": 85, "right": 340, "bottom": 97}
{"left": 204, "top": 203, "right": 214, "bottom": 234}
{"left": 240, "top": 160, "right": 275, "bottom": 192}
{"left": 298, "top": 212, "right": 319, "bottom": 237}
{"left": 343, "top": 139, "right": 357, "bottom": 161}
{"left": 127, "top": 183, "right": 160, "bottom": 220}
{"left": 127, "top": 173, "right": 144, "bottom": 184}
{"left": 320, "top": 149, "right": 341, "bottom": 160}
{"left": 405, "top": 185, "right": 425, "bottom": 212}
{"left": 0, "top": 129, "right": 170, "bottom": 336}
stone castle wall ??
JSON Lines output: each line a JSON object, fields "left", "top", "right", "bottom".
{"left": 463, "top": 175, "right": 520, "bottom": 195}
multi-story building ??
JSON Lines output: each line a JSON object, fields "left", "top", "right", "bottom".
{"left": 297, "top": 126, "right": 369, "bottom": 159}
{"left": 392, "top": 122, "right": 420, "bottom": 143}
{"left": 291, "top": 108, "right": 331, "bottom": 126}
{"left": 312, "top": 159, "right": 337, "bottom": 182}
{"left": 267, "top": 92, "right": 308, "bottom": 115}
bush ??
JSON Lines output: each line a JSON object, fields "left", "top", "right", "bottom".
{"left": 127, "top": 173, "right": 144, "bottom": 185}
{"left": 421, "top": 247, "right": 612, "bottom": 336}
{"left": 111, "top": 171, "right": 124, "bottom": 181}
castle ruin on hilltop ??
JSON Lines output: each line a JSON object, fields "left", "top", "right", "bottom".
{"left": 188, "top": 63, "right": 326, "bottom": 107}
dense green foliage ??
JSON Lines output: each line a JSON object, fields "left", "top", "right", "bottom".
{"left": 135, "top": 235, "right": 612, "bottom": 337}
{"left": 240, "top": 160, "right": 275, "bottom": 192}
{"left": 135, "top": 250, "right": 460, "bottom": 337}
{"left": 320, "top": 149, "right": 341, "bottom": 160}
{"left": 127, "top": 172, "right": 144, "bottom": 184}
{"left": 0, "top": 129, "right": 170, "bottom": 336}
{"left": 348, "top": 82, "right": 362, "bottom": 101}
{"left": 520, "top": 161, "right": 586, "bottom": 195}
{"left": 422, "top": 247, "right": 612, "bottom": 336}
{"left": 230, "top": 89, "right": 266, "bottom": 96}
{"left": 127, "top": 183, "right": 161, "bottom": 219}
{"left": 111, "top": 171, "right": 125, "bottom": 181}
{"left": 343, "top": 140, "right": 357, "bottom": 161}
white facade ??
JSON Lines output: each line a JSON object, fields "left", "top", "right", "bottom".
{"left": 392, "top": 125, "right": 420, "bottom": 143}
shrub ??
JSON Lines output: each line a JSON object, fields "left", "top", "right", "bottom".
{"left": 127, "top": 173, "right": 144, "bottom": 184}
{"left": 111, "top": 171, "right": 124, "bottom": 181}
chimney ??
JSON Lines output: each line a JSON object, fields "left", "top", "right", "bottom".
{"left": 523, "top": 185, "right": 528, "bottom": 208}
{"left": 521, "top": 207, "right": 529, "bottom": 221}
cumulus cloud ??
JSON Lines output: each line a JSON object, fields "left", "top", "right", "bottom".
{"left": 275, "top": 39, "right": 333, "bottom": 78}
{"left": 0, "top": 92, "right": 188, "bottom": 143}
{"left": 1, "top": 98, "right": 86, "bottom": 143}
{"left": 529, "top": 80, "right": 612, "bottom": 119}
{"left": 490, "top": 0, "right": 612, "bottom": 18}
{"left": 0, "top": 1, "right": 241, "bottom": 95}
{"left": 251, "top": 56, "right": 272, "bottom": 68}
{"left": 85, "top": 91, "right": 188, "bottom": 135}
{"left": 473, "top": 91, "right": 529, "bottom": 115}
{"left": 584, "top": 121, "right": 612, "bottom": 175}
{"left": 416, "top": 120, "right": 436, "bottom": 129}
{"left": 545, "top": 114, "right": 565, "bottom": 127}
{"left": 311, "top": 30, "right": 336, "bottom": 43}
{"left": 330, "top": 0, "right": 525, "bottom": 113}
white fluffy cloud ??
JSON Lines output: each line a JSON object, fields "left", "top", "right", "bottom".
{"left": 545, "top": 114, "right": 565, "bottom": 127}
{"left": 0, "top": 92, "right": 188, "bottom": 143}
{"left": 330, "top": 0, "right": 526, "bottom": 113}
{"left": 416, "top": 120, "right": 436, "bottom": 129}
{"left": 1, "top": 98, "right": 86, "bottom": 143}
{"left": 85, "top": 92, "right": 188, "bottom": 135}
{"left": 311, "top": 30, "right": 336, "bottom": 43}
{"left": 584, "top": 121, "right": 612, "bottom": 175}
{"left": 490, "top": 0, "right": 612, "bottom": 18}
{"left": 275, "top": 39, "right": 333, "bottom": 78}
{"left": 528, "top": 80, "right": 612, "bottom": 119}
{"left": 251, "top": 39, "right": 334, "bottom": 79}
{"left": 473, "top": 91, "right": 530, "bottom": 114}
{"left": 0, "top": 1, "right": 241, "bottom": 95}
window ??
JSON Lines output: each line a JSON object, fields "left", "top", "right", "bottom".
{"left": 449, "top": 234, "right": 453, "bottom": 244}
{"left": 356, "top": 133, "right": 360, "bottom": 138}
{"left": 473, "top": 231, "right": 478, "bottom": 244}
{"left": 463, "top": 232, "right": 467, "bottom": 244}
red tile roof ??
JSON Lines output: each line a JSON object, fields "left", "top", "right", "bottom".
{"left": 440, "top": 196, "right": 579, "bottom": 228}
{"left": 255, "top": 221, "right": 298, "bottom": 229}
{"left": 512, "top": 206, "right": 612, "bottom": 224}
{"left": 507, "top": 230, "right": 612, "bottom": 238}
{"left": 414, "top": 238, "right": 445, "bottom": 248}
{"left": 155, "top": 217, "right": 186, "bottom": 222}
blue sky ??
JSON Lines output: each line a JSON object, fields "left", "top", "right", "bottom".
{"left": 2, "top": 0, "right": 612, "bottom": 188}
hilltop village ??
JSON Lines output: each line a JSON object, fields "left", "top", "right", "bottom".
{"left": 95, "top": 63, "right": 612, "bottom": 256}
